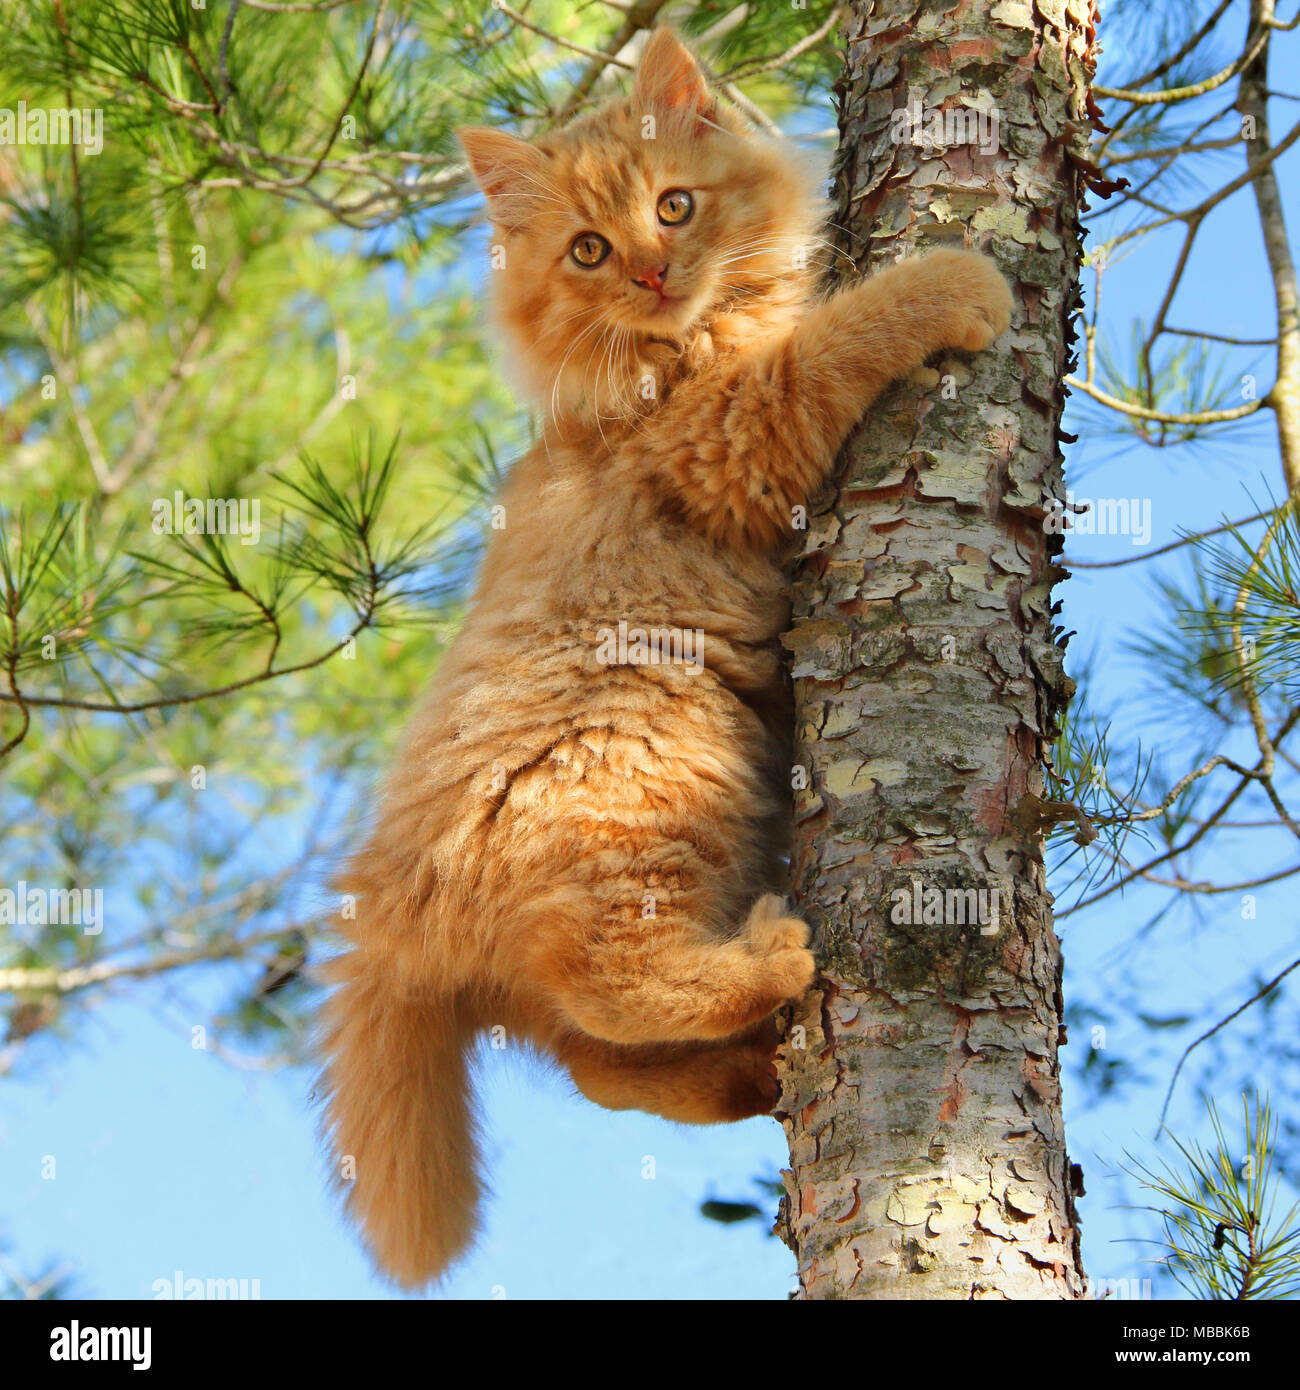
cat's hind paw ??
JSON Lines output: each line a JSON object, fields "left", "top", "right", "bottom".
{"left": 741, "top": 895, "right": 816, "bottom": 997}
{"left": 743, "top": 894, "right": 808, "bottom": 950}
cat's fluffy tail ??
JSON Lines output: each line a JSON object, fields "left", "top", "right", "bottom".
{"left": 319, "top": 950, "right": 480, "bottom": 1287}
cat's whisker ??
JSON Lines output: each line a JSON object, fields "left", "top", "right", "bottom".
{"left": 510, "top": 169, "right": 568, "bottom": 202}
{"left": 600, "top": 328, "right": 626, "bottom": 432}
{"left": 552, "top": 317, "right": 608, "bottom": 430}
{"left": 550, "top": 311, "right": 610, "bottom": 431}
{"left": 610, "top": 327, "right": 644, "bottom": 425}
{"left": 603, "top": 330, "right": 631, "bottom": 427}
{"left": 585, "top": 322, "right": 619, "bottom": 451}
{"left": 715, "top": 269, "right": 804, "bottom": 284}
{"left": 709, "top": 236, "right": 835, "bottom": 264}
{"left": 599, "top": 330, "right": 622, "bottom": 425}
{"left": 598, "top": 326, "right": 624, "bottom": 421}
{"left": 547, "top": 316, "right": 599, "bottom": 422}
{"left": 547, "top": 302, "right": 605, "bottom": 335}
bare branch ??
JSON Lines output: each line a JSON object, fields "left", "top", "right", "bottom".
{"left": 718, "top": 4, "right": 846, "bottom": 81}
{"left": 1095, "top": 24, "right": 1269, "bottom": 106}
{"left": 0, "top": 927, "right": 302, "bottom": 997}
{"left": 1106, "top": 0, "right": 1235, "bottom": 94}
{"left": 1156, "top": 956, "right": 1300, "bottom": 1135}
{"left": 1065, "top": 376, "right": 1266, "bottom": 425}
{"left": 1240, "top": 0, "right": 1300, "bottom": 489}
{"left": 494, "top": 1, "right": 634, "bottom": 69}
{"left": 1064, "top": 507, "right": 1276, "bottom": 568}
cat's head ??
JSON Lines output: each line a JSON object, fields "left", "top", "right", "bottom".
{"left": 458, "top": 27, "right": 827, "bottom": 425}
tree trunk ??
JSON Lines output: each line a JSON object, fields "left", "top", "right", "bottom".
{"left": 775, "top": 0, "right": 1096, "bottom": 1299}
{"left": 1240, "top": 0, "right": 1300, "bottom": 490}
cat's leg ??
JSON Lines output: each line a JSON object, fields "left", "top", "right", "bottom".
{"left": 656, "top": 249, "right": 1012, "bottom": 548}
{"left": 533, "top": 892, "right": 815, "bottom": 1046}
{"left": 776, "top": 247, "right": 1014, "bottom": 432}
{"left": 554, "top": 1020, "right": 782, "bottom": 1123}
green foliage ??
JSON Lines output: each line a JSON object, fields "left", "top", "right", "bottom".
{"left": 1182, "top": 492, "right": 1300, "bottom": 703}
{"left": 1125, "top": 560, "right": 1256, "bottom": 728}
{"left": 1044, "top": 650, "right": 1156, "bottom": 890}
{"left": 0, "top": 1247, "right": 77, "bottom": 1300}
{"left": 1083, "top": 318, "right": 1263, "bottom": 450}
{"left": 1128, "top": 1096, "right": 1300, "bottom": 1299}
{"left": 0, "top": 0, "right": 514, "bottom": 1064}
{"left": 698, "top": 1198, "right": 764, "bottom": 1225}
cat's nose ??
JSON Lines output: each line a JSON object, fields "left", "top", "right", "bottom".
{"left": 632, "top": 264, "right": 669, "bottom": 294}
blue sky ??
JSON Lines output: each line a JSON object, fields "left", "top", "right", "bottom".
{"left": 2, "top": 3, "right": 1298, "bottom": 1300}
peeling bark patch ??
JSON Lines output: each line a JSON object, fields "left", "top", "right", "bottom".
{"left": 937, "top": 1078, "right": 967, "bottom": 1125}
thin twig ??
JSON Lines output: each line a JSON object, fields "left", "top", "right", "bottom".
{"left": 1156, "top": 957, "right": 1300, "bottom": 1135}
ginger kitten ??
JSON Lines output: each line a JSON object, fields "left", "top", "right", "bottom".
{"left": 319, "top": 26, "right": 1013, "bottom": 1287}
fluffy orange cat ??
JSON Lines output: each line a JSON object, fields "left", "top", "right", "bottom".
{"left": 319, "top": 26, "right": 1012, "bottom": 1288}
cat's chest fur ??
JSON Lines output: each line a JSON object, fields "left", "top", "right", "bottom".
{"left": 478, "top": 428, "right": 792, "bottom": 664}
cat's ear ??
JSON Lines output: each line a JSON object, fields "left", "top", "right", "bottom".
{"left": 457, "top": 127, "right": 550, "bottom": 226}
{"left": 633, "top": 27, "right": 714, "bottom": 120}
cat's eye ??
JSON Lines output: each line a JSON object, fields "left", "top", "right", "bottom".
{"left": 656, "top": 190, "right": 694, "bottom": 226}
{"left": 570, "top": 233, "right": 611, "bottom": 268}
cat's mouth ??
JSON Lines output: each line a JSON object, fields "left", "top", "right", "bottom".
{"left": 630, "top": 293, "right": 693, "bottom": 332}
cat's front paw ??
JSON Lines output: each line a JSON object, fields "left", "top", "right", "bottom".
{"left": 924, "top": 249, "right": 1013, "bottom": 353}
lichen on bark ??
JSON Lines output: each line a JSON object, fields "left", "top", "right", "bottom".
{"left": 775, "top": 0, "right": 1098, "bottom": 1299}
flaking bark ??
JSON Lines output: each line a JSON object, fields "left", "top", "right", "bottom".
{"left": 775, "top": 0, "right": 1097, "bottom": 1300}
